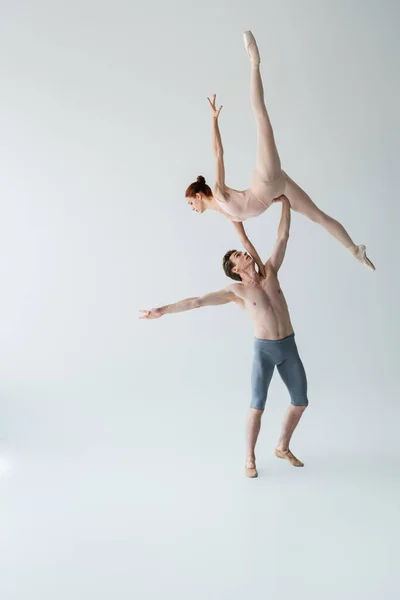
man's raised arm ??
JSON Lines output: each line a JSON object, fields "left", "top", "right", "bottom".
{"left": 139, "top": 288, "right": 236, "bottom": 320}
{"left": 267, "top": 196, "right": 291, "bottom": 273}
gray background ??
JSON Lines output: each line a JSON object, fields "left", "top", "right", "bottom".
{"left": 0, "top": 0, "right": 399, "bottom": 598}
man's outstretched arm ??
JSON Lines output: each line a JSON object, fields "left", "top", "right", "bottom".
{"left": 139, "top": 288, "right": 236, "bottom": 320}
{"left": 266, "top": 196, "right": 291, "bottom": 273}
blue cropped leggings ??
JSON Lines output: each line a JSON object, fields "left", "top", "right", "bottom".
{"left": 251, "top": 333, "right": 308, "bottom": 410}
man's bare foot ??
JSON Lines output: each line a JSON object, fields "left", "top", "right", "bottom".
{"left": 274, "top": 448, "right": 304, "bottom": 467}
{"left": 245, "top": 458, "right": 258, "bottom": 478}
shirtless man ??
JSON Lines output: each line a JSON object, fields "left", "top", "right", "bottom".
{"left": 140, "top": 198, "right": 308, "bottom": 478}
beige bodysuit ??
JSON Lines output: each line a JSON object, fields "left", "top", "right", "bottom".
{"left": 213, "top": 169, "right": 287, "bottom": 222}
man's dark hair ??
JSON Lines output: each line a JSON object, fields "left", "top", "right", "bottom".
{"left": 222, "top": 250, "right": 242, "bottom": 282}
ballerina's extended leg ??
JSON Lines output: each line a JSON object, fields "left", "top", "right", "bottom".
{"left": 284, "top": 175, "right": 375, "bottom": 270}
{"left": 244, "top": 30, "right": 282, "bottom": 182}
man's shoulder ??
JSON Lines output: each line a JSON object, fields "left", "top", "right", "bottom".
{"left": 225, "top": 282, "right": 243, "bottom": 293}
{"left": 264, "top": 261, "right": 280, "bottom": 280}
{"left": 225, "top": 282, "right": 246, "bottom": 301}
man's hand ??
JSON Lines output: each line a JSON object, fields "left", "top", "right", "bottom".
{"left": 273, "top": 195, "right": 289, "bottom": 205}
{"left": 139, "top": 308, "right": 164, "bottom": 320}
{"left": 207, "top": 94, "right": 223, "bottom": 119}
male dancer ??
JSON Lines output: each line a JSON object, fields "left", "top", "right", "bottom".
{"left": 140, "top": 198, "right": 308, "bottom": 478}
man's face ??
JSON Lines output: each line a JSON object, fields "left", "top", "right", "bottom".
{"left": 231, "top": 251, "right": 253, "bottom": 275}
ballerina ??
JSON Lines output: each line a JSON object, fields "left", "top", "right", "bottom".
{"left": 185, "top": 31, "right": 375, "bottom": 277}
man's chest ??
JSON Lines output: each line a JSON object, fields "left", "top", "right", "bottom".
{"left": 240, "top": 283, "right": 282, "bottom": 309}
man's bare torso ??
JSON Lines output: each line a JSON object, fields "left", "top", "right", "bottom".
{"left": 229, "top": 266, "right": 293, "bottom": 340}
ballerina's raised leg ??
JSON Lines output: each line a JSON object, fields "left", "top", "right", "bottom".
{"left": 243, "top": 30, "right": 375, "bottom": 270}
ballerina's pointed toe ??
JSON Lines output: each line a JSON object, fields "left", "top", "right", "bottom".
{"left": 243, "top": 30, "right": 260, "bottom": 65}
{"left": 352, "top": 244, "right": 376, "bottom": 271}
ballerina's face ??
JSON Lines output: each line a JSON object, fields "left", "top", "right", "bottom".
{"left": 187, "top": 193, "right": 206, "bottom": 214}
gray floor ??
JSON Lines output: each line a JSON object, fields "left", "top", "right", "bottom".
{"left": 1, "top": 379, "right": 399, "bottom": 599}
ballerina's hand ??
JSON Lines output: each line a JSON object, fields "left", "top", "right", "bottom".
{"left": 139, "top": 308, "right": 164, "bottom": 320}
{"left": 207, "top": 94, "right": 223, "bottom": 119}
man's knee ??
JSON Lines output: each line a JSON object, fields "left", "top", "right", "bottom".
{"left": 291, "top": 399, "right": 308, "bottom": 410}
{"left": 250, "top": 395, "right": 267, "bottom": 411}
{"left": 248, "top": 407, "right": 264, "bottom": 420}
{"left": 249, "top": 407, "right": 264, "bottom": 414}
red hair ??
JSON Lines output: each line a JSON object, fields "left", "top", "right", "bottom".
{"left": 185, "top": 175, "right": 213, "bottom": 198}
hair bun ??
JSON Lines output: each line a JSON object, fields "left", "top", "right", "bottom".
{"left": 197, "top": 175, "right": 206, "bottom": 185}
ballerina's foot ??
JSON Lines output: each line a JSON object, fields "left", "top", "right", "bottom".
{"left": 351, "top": 245, "right": 376, "bottom": 271}
{"left": 243, "top": 30, "right": 260, "bottom": 65}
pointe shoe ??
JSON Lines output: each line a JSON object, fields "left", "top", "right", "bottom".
{"left": 245, "top": 459, "right": 258, "bottom": 478}
{"left": 243, "top": 30, "right": 260, "bottom": 65}
{"left": 351, "top": 244, "right": 376, "bottom": 271}
{"left": 274, "top": 448, "right": 304, "bottom": 467}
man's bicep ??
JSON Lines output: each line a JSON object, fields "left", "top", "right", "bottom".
{"left": 197, "top": 288, "right": 235, "bottom": 307}
{"left": 267, "top": 238, "right": 288, "bottom": 271}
